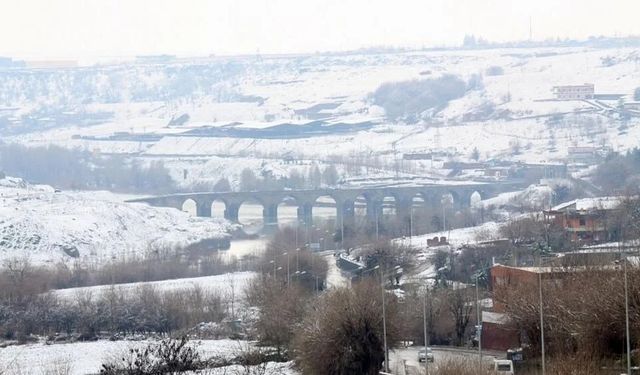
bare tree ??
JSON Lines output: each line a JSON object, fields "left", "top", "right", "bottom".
{"left": 447, "top": 287, "right": 474, "bottom": 346}
{"left": 293, "top": 280, "right": 400, "bottom": 375}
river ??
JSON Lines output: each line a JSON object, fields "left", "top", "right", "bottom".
{"left": 219, "top": 202, "right": 337, "bottom": 259}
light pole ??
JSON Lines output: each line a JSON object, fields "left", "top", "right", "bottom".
{"left": 283, "top": 252, "right": 290, "bottom": 287}
{"left": 442, "top": 201, "right": 446, "bottom": 232}
{"left": 379, "top": 266, "right": 389, "bottom": 373}
{"left": 409, "top": 201, "right": 414, "bottom": 245}
{"left": 538, "top": 270, "right": 546, "bottom": 375}
{"left": 475, "top": 273, "right": 482, "bottom": 365}
{"left": 325, "top": 230, "right": 331, "bottom": 251}
{"left": 624, "top": 254, "right": 631, "bottom": 375}
{"left": 341, "top": 206, "right": 345, "bottom": 250}
{"left": 363, "top": 263, "right": 389, "bottom": 371}
{"left": 423, "top": 285, "right": 430, "bottom": 375}
{"left": 375, "top": 204, "right": 380, "bottom": 241}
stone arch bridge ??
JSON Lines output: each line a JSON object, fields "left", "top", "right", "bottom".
{"left": 128, "top": 182, "right": 517, "bottom": 228}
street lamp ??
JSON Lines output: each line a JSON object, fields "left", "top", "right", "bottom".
{"left": 375, "top": 204, "right": 380, "bottom": 241}
{"left": 538, "top": 269, "right": 546, "bottom": 375}
{"left": 269, "top": 259, "right": 276, "bottom": 278}
{"left": 340, "top": 207, "right": 345, "bottom": 250}
{"left": 475, "top": 273, "right": 482, "bottom": 366}
{"left": 282, "top": 252, "right": 290, "bottom": 287}
{"left": 623, "top": 250, "right": 632, "bottom": 375}
{"left": 372, "top": 265, "right": 389, "bottom": 372}
{"left": 423, "top": 284, "right": 430, "bottom": 375}
{"left": 409, "top": 201, "right": 414, "bottom": 245}
{"left": 442, "top": 200, "right": 447, "bottom": 232}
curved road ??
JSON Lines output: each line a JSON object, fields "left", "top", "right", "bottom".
{"left": 389, "top": 346, "right": 504, "bottom": 375}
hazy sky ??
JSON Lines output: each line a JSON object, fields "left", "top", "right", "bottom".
{"left": 1, "top": 0, "right": 639, "bottom": 60}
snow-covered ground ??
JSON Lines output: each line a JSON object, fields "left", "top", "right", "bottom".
{"left": 0, "top": 177, "right": 234, "bottom": 265}
{"left": 400, "top": 221, "right": 503, "bottom": 249}
{"left": 0, "top": 339, "right": 297, "bottom": 375}
{"left": 3, "top": 46, "right": 639, "bottom": 189}
{"left": 393, "top": 220, "right": 505, "bottom": 281}
{"left": 51, "top": 271, "right": 256, "bottom": 301}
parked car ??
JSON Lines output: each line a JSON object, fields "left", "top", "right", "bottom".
{"left": 493, "top": 359, "right": 514, "bottom": 374}
{"left": 418, "top": 347, "right": 434, "bottom": 363}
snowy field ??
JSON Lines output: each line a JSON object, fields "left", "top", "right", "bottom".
{"left": 402, "top": 221, "right": 503, "bottom": 249}
{"left": 51, "top": 271, "right": 256, "bottom": 301}
{"left": 0, "top": 177, "right": 234, "bottom": 265}
{"left": 0, "top": 339, "right": 297, "bottom": 375}
{"left": 3, "top": 46, "right": 639, "bottom": 189}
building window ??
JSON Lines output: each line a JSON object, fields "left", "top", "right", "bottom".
{"left": 579, "top": 218, "right": 586, "bottom": 226}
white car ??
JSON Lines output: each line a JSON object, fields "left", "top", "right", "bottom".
{"left": 493, "top": 359, "right": 514, "bottom": 374}
{"left": 418, "top": 347, "right": 434, "bottom": 363}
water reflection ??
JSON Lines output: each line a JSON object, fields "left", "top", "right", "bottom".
{"left": 223, "top": 203, "right": 336, "bottom": 259}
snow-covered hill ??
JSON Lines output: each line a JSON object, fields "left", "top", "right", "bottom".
{"left": 0, "top": 177, "right": 234, "bottom": 265}
{"left": 3, "top": 46, "right": 640, "bottom": 189}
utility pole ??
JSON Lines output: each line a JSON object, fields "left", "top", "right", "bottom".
{"left": 423, "top": 285, "right": 430, "bottom": 375}
{"left": 476, "top": 274, "right": 482, "bottom": 365}
{"left": 538, "top": 270, "right": 546, "bottom": 375}
{"left": 285, "top": 252, "right": 290, "bottom": 287}
{"left": 409, "top": 202, "right": 414, "bottom": 245}
{"left": 340, "top": 206, "right": 345, "bottom": 250}
{"left": 375, "top": 204, "right": 380, "bottom": 241}
{"left": 618, "top": 227, "right": 632, "bottom": 375}
{"left": 442, "top": 202, "right": 446, "bottom": 232}
{"left": 380, "top": 267, "right": 389, "bottom": 373}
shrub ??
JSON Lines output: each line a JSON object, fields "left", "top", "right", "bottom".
{"left": 100, "top": 336, "right": 202, "bottom": 375}
{"left": 372, "top": 75, "right": 467, "bottom": 122}
{"left": 433, "top": 358, "right": 493, "bottom": 375}
{"left": 293, "top": 280, "right": 401, "bottom": 375}
{"left": 486, "top": 65, "right": 504, "bottom": 76}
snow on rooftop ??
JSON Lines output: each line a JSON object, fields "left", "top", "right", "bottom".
{"left": 551, "top": 196, "right": 623, "bottom": 212}
{"left": 482, "top": 311, "right": 510, "bottom": 325}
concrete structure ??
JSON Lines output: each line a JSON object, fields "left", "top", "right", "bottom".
{"left": 544, "top": 197, "right": 621, "bottom": 244}
{"left": 552, "top": 83, "right": 594, "bottom": 100}
{"left": 129, "top": 183, "right": 514, "bottom": 228}
{"left": 566, "top": 146, "right": 599, "bottom": 164}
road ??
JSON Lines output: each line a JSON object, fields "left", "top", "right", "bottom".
{"left": 388, "top": 346, "right": 503, "bottom": 375}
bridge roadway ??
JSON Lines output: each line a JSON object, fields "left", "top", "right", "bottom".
{"left": 129, "top": 182, "right": 518, "bottom": 228}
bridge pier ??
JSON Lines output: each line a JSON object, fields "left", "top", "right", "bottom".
{"left": 396, "top": 199, "right": 412, "bottom": 235}
{"left": 263, "top": 203, "right": 279, "bottom": 227}
{"left": 224, "top": 203, "right": 240, "bottom": 222}
{"left": 366, "top": 199, "right": 383, "bottom": 224}
{"left": 337, "top": 199, "right": 356, "bottom": 228}
{"left": 297, "top": 202, "right": 313, "bottom": 226}
{"left": 196, "top": 201, "right": 212, "bottom": 217}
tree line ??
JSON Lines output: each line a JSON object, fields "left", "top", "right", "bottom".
{"left": 0, "top": 142, "right": 175, "bottom": 193}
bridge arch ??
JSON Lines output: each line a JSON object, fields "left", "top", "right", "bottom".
{"left": 312, "top": 194, "right": 338, "bottom": 225}
{"left": 470, "top": 191, "right": 482, "bottom": 207}
{"left": 276, "top": 195, "right": 300, "bottom": 227}
{"left": 211, "top": 198, "right": 228, "bottom": 219}
{"left": 181, "top": 198, "right": 198, "bottom": 216}
{"left": 237, "top": 197, "right": 266, "bottom": 233}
